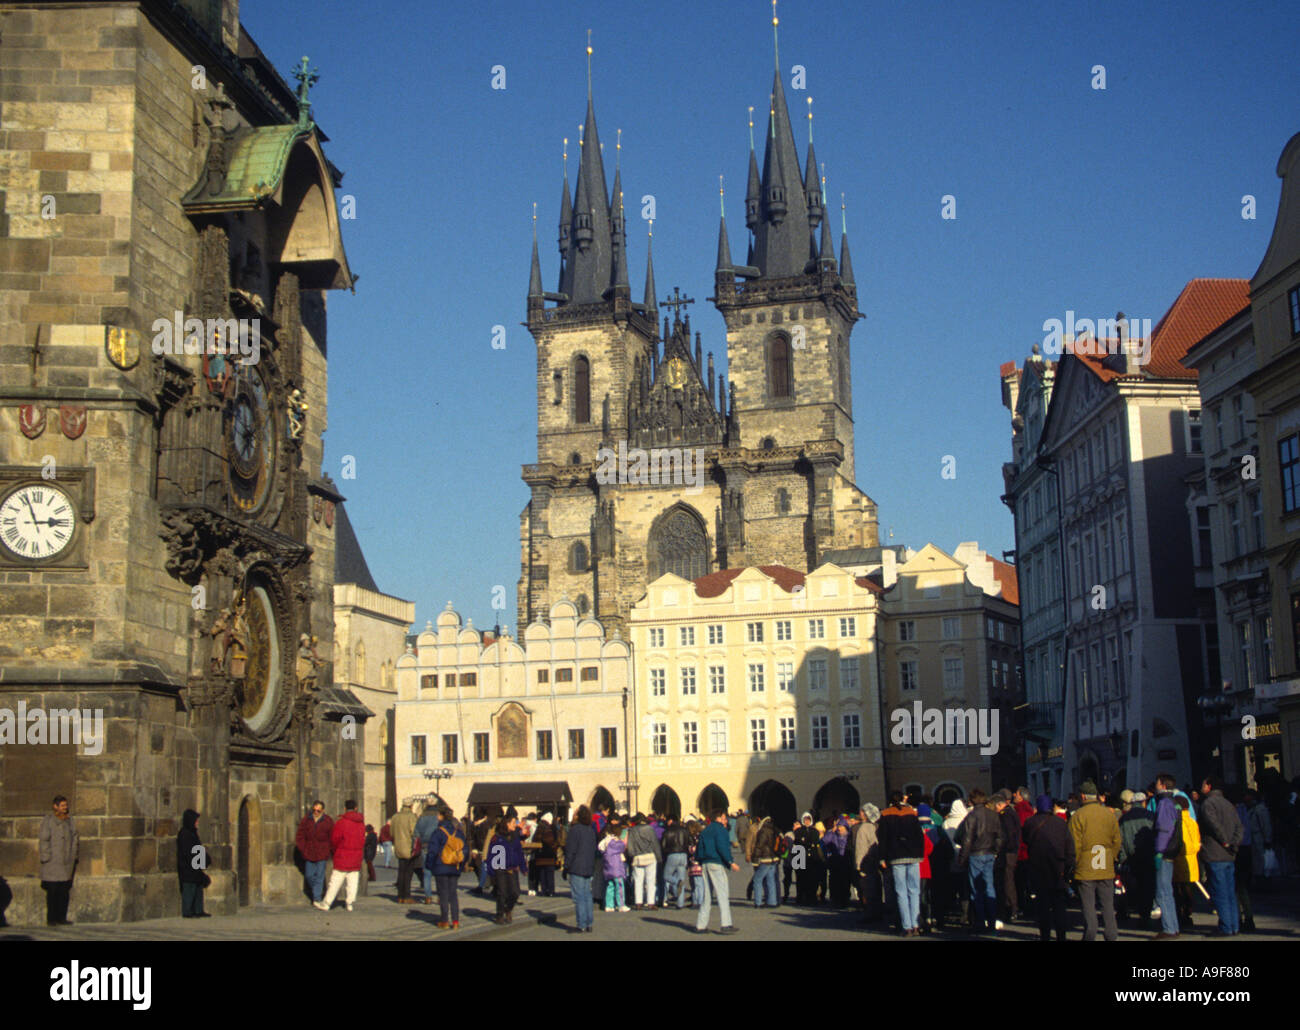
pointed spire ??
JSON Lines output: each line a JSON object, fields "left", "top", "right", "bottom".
{"left": 839, "top": 192, "right": 855, "bottom": 286}
{"left": 745, "top": 107, "right": 762, "bottom": 232}
{"left": 818, "top": 205, "right": 836, "bottom": 268}
{"left": 611, "top": 172, "right": 629, "bottom": 293}
{"left": 558, "top": 138, "right": 573, "bottom": 292}
{"left": 752, "top": 69, "right": 811, "bottom": 278}
{"left": 771, "top": 0, "right": 780, "bottom": 71}
{"left": 716, "top": 175, "right": 733, "bottom": 273}
{"left": 567, "top": 33, "right": 614, "bottom": 304}
{"left": 528, "top": 203, "right": 544, "bottom": 299}
{"left": 804, "top": 99, "right": 822, "bottom": 227}
{"left": 643, "top": 221, "right": 658, "bottom": 315}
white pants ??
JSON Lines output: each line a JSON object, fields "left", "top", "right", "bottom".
{"left": 632, "top": 860, "right": 657, "bottom": 905}
{"left": 323, "top": 869, "right": 359, "bottom": 908}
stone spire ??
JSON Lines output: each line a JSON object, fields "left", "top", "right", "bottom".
{"left": 752, "top": 70, "right": 811, "bottom": 278}
{"left": 716, "top": 176, "right": 732, "bottom": 274}
{"left": 643, "top": 223, "right": 658, "bottom": 316}
{"left": 610, "top": 160, "right": 629, "bottom": 296}
{"left": 557, "top": 138, "right": 573, "bottom": 294}
{"left": 567, "top": 37, "right": 613, "bottom": 305}
{"left": 528, "top": 205, "right": 544, "bottom": 300}
{"left": 839, "top": 194, "right": 855, "bottom": 287}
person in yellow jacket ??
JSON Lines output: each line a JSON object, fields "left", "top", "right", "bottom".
{"left": 1068, "top": 781, "right": 1123, "bottom": 941}
{"left": 1171, "top": 795, "right": 1201, "bottom": 927}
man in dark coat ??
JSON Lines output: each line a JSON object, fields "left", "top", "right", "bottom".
{"left": 295, "top": 800, "right": 333, "bottom": 904}
{"left": 177, "top": 809, "right": 210, "bottom": 917}
{"left": 994, "top": 790, "right": 1022, "bottom": 924}
{"left": 1118, "top": 792, "right": 1155, "bottom": 928}
{"left": 1022, "top": 794, "right": 1074, "bottom": 941}
{"left": 563, "top": 804, "right": 599, "bottom": 932}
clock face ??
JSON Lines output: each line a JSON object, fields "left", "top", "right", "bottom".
{"left": 0, "top": 484, "right": 77, "bottom": 562}
{"left": 224, "top": 365, "right": 276, "bottom": 514}
{"left": 239, "top": 584, "right": 282, "bottom": 734}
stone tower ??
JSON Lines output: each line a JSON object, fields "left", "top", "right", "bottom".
{"left": 519, "top": 46, "right": 879, "bottom": 636}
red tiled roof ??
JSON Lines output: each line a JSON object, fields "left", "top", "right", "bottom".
{"left": 986, "top": 556, "right": 1019, "bottom": 606}
{"left": 855, "top": 574, "right": 886, "bottom": 594}
{"left": 999, "top": 360, "right": 1018, "bottom": 377}
{"left": 692, "top": 565, "right": 807, "bottom": 598}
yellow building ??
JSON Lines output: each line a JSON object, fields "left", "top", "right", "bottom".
{"left": 628, "top": 563, "right": 886, "bottom": 828}
{"left": 393, "top": 599, "right": 633, "bottom": 816}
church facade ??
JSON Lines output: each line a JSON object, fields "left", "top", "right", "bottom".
{"left": 0, "top": 0, "right": 363, "bottom": 924}
{"left": 518, "top": 61, "right": 879, "bottom": 637}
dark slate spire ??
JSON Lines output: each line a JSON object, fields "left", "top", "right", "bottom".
{"left": 568, "top": 93, "right": 613, "bottom": 304}
{"left": 818, "top": 207, "right": 836, "bottom": 269}
{"left": 752, "top": 71, "right": 811, "bottom": 279}
{"left": 803, "top": 113, "right": 822, "bottom": 228}
{"left": 558, "top": 140, "right": 573, "bottom": 295}
{"left": 528, "top": 209, "right": 544, "bottom": 299}
{"left": 610, "top": 163, "right": 629, "bottom": 295}
{"left": 643, "top": 224, "right": 658, "bottom": 315}
{"left": 716, "top": 177, "right": 732, "bottom": 273}
{"left": 745, "top": 108, "right": 761, "bottom": 232}
{"left": 839, "top": 198, "right": 855, "bottom": 287}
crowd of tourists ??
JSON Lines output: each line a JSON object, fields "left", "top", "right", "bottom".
{"left": 340, "top": 769, "right": 1290, "bottom": 936}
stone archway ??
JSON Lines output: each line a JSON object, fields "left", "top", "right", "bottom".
{"left": 236, "top": 793, "right": 263, "bottom": 906}
{"left": 811, "top": 777, "right": 861, "bottom": 826}
{"left": 589, "top": 785, "right": 616, "bottom": 814}
{"left": 697, "top": 783, "right": 729, "bottom": 816}
{"left": 650, "top": 784, "right": 682, "bottom": 821}
{"left": 749, "top": 779, "right": 798, "bottom": 832}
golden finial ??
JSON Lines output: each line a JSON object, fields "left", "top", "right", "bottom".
{"left": 616, "top": 127, "right": 622, "bottom": 170}
{"left": 562, "top": 137, "right": 568, "bottom": 176}
{"left": 807, "top": 96, "right": 813, "bottom": 143}
{"left": 586, "top": 29, "right": 593, "bottom": 98}
{"left": 840, "top": 192, "right": 847, "bottom": 235}
{"left": 648, "top": 218, "right": 653, "bottom": 239}
{"left": 719, "top": 174, "right": 725, "bottom": 217}
{"left": 578, "top": 122, "right": 584, "bottom": 147}
{"left": 772, "top": 0, "right": 780, "bottom": 71}
{"left": 747, "top": 106, "right": 755, "bottom": 151}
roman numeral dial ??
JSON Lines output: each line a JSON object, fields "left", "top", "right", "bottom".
{"left": 0, "top": 483, "right": 77, "bottom": 561}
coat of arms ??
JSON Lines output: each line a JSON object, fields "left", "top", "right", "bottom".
{"left": 105, "top": 326, "right": 141, "bottom": 370}
{"left": 323, "top": 500, "right": 335, "bottom": 528}
{"left": 18, "top": 405, "right": 46, "bottom": 439}
{"left": 312, "top": 496, "right": 324, "bottom": 523}
{"left": 59, "top": 406, "right": 87, "bottom": 440}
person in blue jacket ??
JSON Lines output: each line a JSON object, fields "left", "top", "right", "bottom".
{"left": 695, "top": 809, "right": 740, "bottom": 934}
{"left": 563, "top": 804, "right": 600, "bottom": 933}
{"left": 425, "top": 807, "right": 466, "bottom": 930}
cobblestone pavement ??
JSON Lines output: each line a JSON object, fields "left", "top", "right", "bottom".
{"left": 5, "top": 866, "right": 1298, "bottom": 942}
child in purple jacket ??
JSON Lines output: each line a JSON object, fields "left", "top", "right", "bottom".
{"left": 599, "top": 826, "right": 628, "bottom": 910}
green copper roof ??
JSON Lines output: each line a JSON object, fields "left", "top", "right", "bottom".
{"left": 184, "top": 123, "right": 312, "bottom": 210}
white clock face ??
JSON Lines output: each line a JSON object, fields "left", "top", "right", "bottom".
{"left": 0, "top": 484, "right": 77, "bottom": 561}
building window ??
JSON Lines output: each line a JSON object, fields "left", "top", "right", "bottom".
{"left": 650, "top": 668, "right": 666, "bottom": 697}
{"left": 1233, "top": 395, "right": 1246, "bottom": 442}
{"left": 574, "top": 355, "right": 591, "bottom": 424}
{"left": 536, "top": 730, "right": 553, "bottom": 760}
{"left": 747, "top": 621, "right": 765, "bottom": 643}
{"left": 555, "top": 668, "right": 573, "bottom": 683}
{"left": 840, "top": 657, "right": 860, "bottom": 692}
{"left": 901, "top": 660, "right": 918, "bottom": 691}
{"left": 811, "top": 714, "right": 829, "bottom": 750}
{"left": 569, "top": 540, "right": 589, "bottom": 573}
{"left": 411, "top": 735, "right": 426, "bottom": 765}
{"left": 943, "top": 657, "right": 963, "bottom": 691}
{"left": 769, "top": 332, "right": 792, "bottom": 398}
{"left": 809, "top": 658, "right": 827, "bottom": 691}
{"left": 807, "top": 618, "right": 825, "bottom": 639}
{"left": 709, "top": 719, "right": 727, "bottom": 754}
{"left": 682, "top": 721, "right": 699, "bottom": 755}
{"left": 600, "top": 727, "right": 618, "bottom": 758}
{"left": 1196, "top": 507, "right": 1212, "bottom": 568}
{"left": 474, "top": 733, "right": 490, "bottom": 762}
{"left": 580, "top": 666, "right": 599, "bottom": 682}
{"left": 652, "top": 722, "right": 667, "bottom": 756}
{"left": 899, "top": 620, "right": 916, "bottom": 642}
{"left": 707, "top": 623, "right": 724, "bottom": 645}
{"left": 990, "top": 659, "right": 1001, "bottom": 690}
{"left": 842, "top": 713, "right": 861, "bottom": 749}
{"left": 537, "top": 668, "right": 549, "bottom": 684}
{"left": 1259, "top": 615, "right": 1275, "bottom": 681}
{"left": 680, "top": 625, "right": 695, "bottom": 646}
{"left": 750, "top": 718, "right": 767, "bottom": 752}
{"left": 1188, "top": 409, "right": 1202, "bottom": 454}
{"left": 647, "top": 506, "right": 709, "bottom": 581}
{"left": 568, "top": 728, "right": 585, "bottom": 759}
{"left": 444, "top": 673, "right": 457, "bottom": 689}
{"left": 779, "top": 716, "right": 796, "bottom": 750}
{"left": 1250, "top": 492, "right": 1264, "bottom": 551}
{"left": 1114, "top": 512, "right": 1129, "bottom": 573}
{"left": 456, "top": 671, "right": 474, "bottom": 688}
{"left": 1106, "top": 418, "right": 1121, "bottom": 468}
{"left": 1282, "top": 434, "right": 1300, "bottom": 513}
{"left": 1238, "top": 621, "right": 1254, "bottom": 690}
{"left": 708, "top": 665, "right": 726, "bottom": 694}
{"left": 775, "top": 619, "right": 792, "bottom": 641}
{"left": 442, "top": 734, "right": 458, "bottom": 764}
{"left": 777, "top": 661, "right": 794, "bottom": 693}
{"left": 649, "top": 627, "right": 665, "bottom": 648}
{"left": 986, "top": 616, "right": 996, "bottom": 639}
{"left": 420, "top": 674, "right": 437, "bottom": 692}
{"left": 680, "top": 666, "right": 697, "bottom": 695}
{"left": 1290, "top": 285, "right": 1300, "bottom": 336}
{"left": 839, "top": 616, "right": 857, "bottom": 638}
{"left": 747, "top": 663, "right": 765, "bottom": 693}
{"left": 1069, "top": 541, "right": 1082, "bottom": 596}
{"left": 1107, "top": 638, "right": 1120, "bottom": 698}
{"left": 1073, "top": 648, "right": 1088, "bottom": 706}
{"left": 942, "top": 616, "right": 959, "bottom": 639}
{"left": 1228, "top": 502, "right": 1242, "bottom": 559}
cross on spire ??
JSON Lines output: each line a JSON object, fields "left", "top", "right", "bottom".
{"left": 293, "top": 56, "right": 319, "bottom": 128}
{"left": 660, "top": 286, "right": 695, "bottom": 324}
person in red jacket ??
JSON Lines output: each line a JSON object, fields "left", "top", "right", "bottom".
{"left": 1013, "top": 787, "right": 1035, "bottom": 920}
{"left": 295, "top": 801, "right": 333, "bottom": 904}
{"left": 315, "top": 800, "right": 366, "bottom": 911}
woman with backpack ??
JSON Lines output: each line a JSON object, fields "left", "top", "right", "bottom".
{"left": 426, "top": 806, "right": 466, "bottom": 930}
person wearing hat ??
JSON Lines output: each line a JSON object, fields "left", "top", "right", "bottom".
{"left": 993, "top": 789, "right": 1021, "bottom": 927}
{"left": 1118, "top": 791, "right": 1155, "bottom": 928}
{"left": 1069, "top": 780, "right": 1122, "bottom": 941}
{"left": 1022, "top": 793, "right": 1073, "bottom": 941}
{"left": 853, "top": 805, "right": 883, "bottom": 924}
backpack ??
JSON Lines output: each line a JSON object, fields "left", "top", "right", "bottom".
{"left": 439, "top": 824, "right": 464, "bottom": 866}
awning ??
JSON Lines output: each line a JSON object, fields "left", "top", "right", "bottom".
{"left": 466, "top": 781, "right": 574, "bottom": 807}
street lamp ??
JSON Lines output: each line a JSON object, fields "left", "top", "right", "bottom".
{"left": 422, "top": 767, "right": 454, "bottom": 803}
{"left": 618, "top": 781, "right": 640, "bottom": 814}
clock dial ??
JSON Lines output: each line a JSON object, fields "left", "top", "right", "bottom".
{"left": 239, "top": 583, "right": 283, "bottom": 736}
{"left": 224, "top": 366, "right": 276, "bottom": 514}
{"left": 0, "top": 484, "right": 77, "bottom": 561}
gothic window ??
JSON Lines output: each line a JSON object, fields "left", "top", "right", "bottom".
{"left": 569, "top": 452, "right": 583, "bottom": 466}
{"left": 768, "top": 333, "right": 792, "bottom": 398}
{"left": 647, "top": 505, "right": 708, "bottom": 582}
{"left": 569, "top": 540, "right": 589, "bottom": 573}
{"left": 574, "top": 355, "right": 591, "bottom": 424}
{"left": 761, "top": 436, "right": 777, "bottom": 451}
{"left": 775, "top": 488, "right": 791, "bottom": 513}
{"left": 553, "top": 370, "right": 563, "bottom": 405}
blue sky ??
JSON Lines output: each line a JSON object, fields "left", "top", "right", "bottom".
{"left": 244, "top": 0, "right": 1297, "bottom": 632}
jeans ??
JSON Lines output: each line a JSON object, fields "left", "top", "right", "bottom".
{"left": 664, "top": 853, "right": 688, "bottom": 907}
{"left": 891, "top": 862, "right": 921, "bottom": 930}
{"left": 180, "top": 881, "right": 205, "bottom": 917}
{"left": 696, "top": 863, "right": 732, "bottom": 930}
{"left": 380, "top": 842, "right": 394, "bottom": 867}
{"left": 322, "top": 869, "right": 359, "bottom": 908}
{"left": 304, "top": 859, "right": 327, "bottom": 902}
{"left": 752, "top": 862, "right": 779, "bottom": 906}
{"left": 435, "top": 873, "right": 459, "bottom": 923}
{"left": 632, "top": 860, "right": 657, "bottom": 906}
{"left": 1205, "top": 860, "right": 1239, "bottom": 934}
{"left": 421, "top": 867, "right": 433, "bottom": 898}
{"left": 570, "top": 874, "right": 594, "bottom": 929}
{"left": 691, "top": 873, "right": 703, "bottom": 907}
{"left": 1077, "top": 878, "right": 1118, "bottom": 941}
{"left": 1155, "top": 858, "right": 1179, "bottom": 934}
{"left": 967, "top": 853, "right": 997, "bottom": 928}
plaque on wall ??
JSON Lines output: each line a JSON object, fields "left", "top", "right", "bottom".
{"left": 496, "top": 704, "right": 528, "bottom": 759}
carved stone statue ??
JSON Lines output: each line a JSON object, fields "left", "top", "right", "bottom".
{"left": 287, "top": 388, "right": 308, "bottom": 441}
{"left": 296, "top": 633, "right": 322, "bottom": 692}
